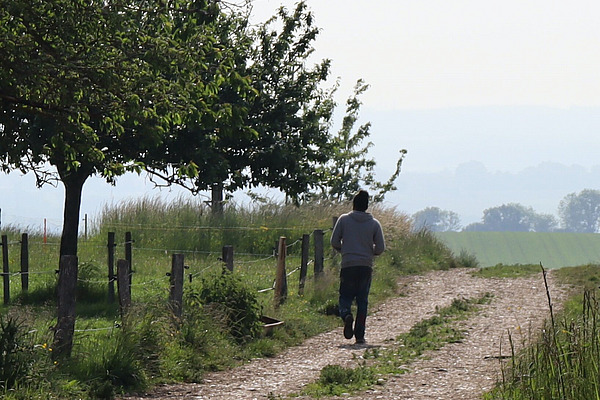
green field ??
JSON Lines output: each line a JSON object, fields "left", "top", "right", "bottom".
{"left": 436, "top": 231, "right": 600, "bottom": 269}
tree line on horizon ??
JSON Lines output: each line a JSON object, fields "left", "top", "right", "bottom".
{"left": 412, "top": 188, "right": 600, "bottom": 233}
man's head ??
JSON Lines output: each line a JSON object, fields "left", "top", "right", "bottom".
{"left": 353, "top": 190, "right": 369, "bottom": 212}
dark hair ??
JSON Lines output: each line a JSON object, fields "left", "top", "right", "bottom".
{"left": 353, "top": 190, "right": 369, "bottom": 212}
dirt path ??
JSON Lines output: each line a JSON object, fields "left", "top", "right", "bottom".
{"left": 122, "top": 268, "right": 568, "bottom": 400}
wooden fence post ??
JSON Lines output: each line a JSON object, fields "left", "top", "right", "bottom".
{"left": 20, "top": 233, "right": 29, "bottom": 293}
{"left": 125, "top": 232, "right": 133, "bottom": 285}
{"left": 222, "top": 245, "right": 234, "bottom": 272}
{"left": 107, "top": 232, "right": 116, "bottom": 304}
{"left": 313, "top": 229, "right": 324, "bottom": 279}
{"left": 1, "top": 235, "right": 9, "bottom": 305}
{"left": 274, "top": 237, "right": 287, "bottom": 306}
{"left": 299, "top": 234, "right": 309, "bottom": 295}
{"left": 53, "top": 255, "right": 78, "bottom": 359}
{"left": 169, "top": 254, "right": 185, "bottom": 319}
{"left": 116, "top": 259, "right": 131, "bottom": 316}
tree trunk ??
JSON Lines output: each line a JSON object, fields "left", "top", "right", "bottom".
{"left": 59, "top": 168, "right": 89, "bottom": 258}
{"left": 211, "top": 182, "right": 224, "bottom": 216}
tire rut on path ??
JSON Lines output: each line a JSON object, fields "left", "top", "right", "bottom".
{"left": 122, "top": 268, "right": 567, "bottom": 400}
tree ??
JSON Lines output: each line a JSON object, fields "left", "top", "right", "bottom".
{"left": 171, "top": 2, "right": 405, "bottom": 211}
{"left": 464, "top": 203, "right": 557, "bottom": 232}
{"left": 0, "top": 0, "right": 253, "bottom": 256}
{"left": 529, "top": 211, "right": 559, "bottom": 232}
{"left": 239, "top": 2, "right": 335, "bottom": 202}
{"left": 316, "top": 80, "right": 407, "bottom": 202}
{"left": 412, "top": 207, "right": 461, "bottom": 232}
{"left": 156, "top": 2, "right": 336, "bottom": 214}
{"left": 558, "top": 189, "right": 600, "bottom": 233}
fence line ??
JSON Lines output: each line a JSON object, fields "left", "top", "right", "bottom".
{"left": 1, "top": 224, "right": 336, "bottom": 305}
{"left": 101, "top": 222, "right": 318, "bottom": 231}
{"left": 1, "top": 223, "right": 339, "bottom": 357}
{"left": 3, "top": 239, "right": 318, "bottom": 260}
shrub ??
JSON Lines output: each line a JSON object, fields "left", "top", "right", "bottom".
{"left": 190, "top": 270, "right": 262, "bottom": 343}
{"left": 70, "top": 330, "right": 147, "bottom": 396}
{"left": 389, "top": 228, "right": 457, "bottom": 273}
{"left": 456, "top": 249, "right": 480, "bottom": 268}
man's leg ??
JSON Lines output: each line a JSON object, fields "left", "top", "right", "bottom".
{"left": 354, "top": 266, "right": 373, "bottom": 342}
{"left": 339, "top": 267, "right": 358, "bottom": 339}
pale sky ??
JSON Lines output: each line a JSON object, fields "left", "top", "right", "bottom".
{"left": 251, "top": 0, "right": 600, "bottom": 110}
{"left": 2, "top": 0, "right": 600, "bottom": 229}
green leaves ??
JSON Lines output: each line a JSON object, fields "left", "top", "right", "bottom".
{"left": 0, "top": 0, "right": 255, "bottom": 185}
{"left": 317, "top": 80, "right": 407, "bottom": 202}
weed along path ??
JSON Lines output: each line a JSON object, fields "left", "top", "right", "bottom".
{"left": 122, "top": 268, "right": 568, "bottom": 400}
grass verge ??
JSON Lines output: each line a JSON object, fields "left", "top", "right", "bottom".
{"left": 484, "top": 264, "right": 600, "bottom": 400}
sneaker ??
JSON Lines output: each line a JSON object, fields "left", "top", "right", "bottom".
{"left": 355, "top": 337, "right": 366, "bottom": 344}
{"left": 343, "top": 314, "right": 354, "bottom": 339}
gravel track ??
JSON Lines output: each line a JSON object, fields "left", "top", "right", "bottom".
{"left": 122, "top": 268, "right": 568, "bottom": 400}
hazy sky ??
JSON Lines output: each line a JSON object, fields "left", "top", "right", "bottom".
{"left": 251, "top": 0, "right": 600, "bottom": 174}
{"left": 2, "top": 0, "right": 600, "bottom": 229}
{"left": 251, "top": 0, "right": 600, "bottom": 110}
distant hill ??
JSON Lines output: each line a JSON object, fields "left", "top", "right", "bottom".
{"left": 361, "top": 106, "right": 600, "bottom": 226}
{"left": 436, "top": 231, "right": 600, "bottom": 269}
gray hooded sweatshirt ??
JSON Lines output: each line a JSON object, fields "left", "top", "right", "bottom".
{"left": 331, "top": 210, "right": 385, "bottom": 269}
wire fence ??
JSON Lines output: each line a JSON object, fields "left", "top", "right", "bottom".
{"left": 0, "top": 224, "right": 338, "bottom": 309}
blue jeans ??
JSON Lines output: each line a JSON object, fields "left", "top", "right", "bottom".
{"left": 339, "top": 266, "right": 372, "bottom": 340}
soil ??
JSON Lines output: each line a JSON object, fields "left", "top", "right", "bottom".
{"left": 121, "top": 268, "right": 570, "bottom": 400}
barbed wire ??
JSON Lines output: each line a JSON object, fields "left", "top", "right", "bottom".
{"left": 0, "top": 223, "right": 336, "bottom": 295}
{"left": 235, "top": 254, "right": 275, "bottom": 265}
{"left": 133, "top": 246, "right": 218, "bottom": 255}
{"left": 101, "top": 222, "right": 319, "bottom": 231}
{"left": 130, "top": 275, "right": 170, "bottom": 287}
{"left": 74, "top": 323, "right": 121, "bottom": 333}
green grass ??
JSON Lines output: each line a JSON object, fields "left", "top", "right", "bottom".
{"left": 0, "top": 198, "right": 472, "bottom": 399}
{"left": 483, "top": 264, "right": 600, "bottom": 400}
{"left": 437, "top": 231, "right": 600, "bottom": 269}
{"left": 471, "top": 263, "right": 542, "bottom": 279}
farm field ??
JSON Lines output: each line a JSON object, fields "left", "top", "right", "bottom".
{"left": 436, "top": 231, "right": 600, "bottom": 269}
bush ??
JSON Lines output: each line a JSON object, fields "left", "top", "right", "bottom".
{"left": 70, "top": 331, "right": 147, "bottom": 398}
{"left": 190, "top": 270, "right": 262, "bottom": 343}
{"left": 456, "top": 249, "right": 479, "bottom": 268}
{"left": 389, "top": 228, "right": 457, "bottom": 273}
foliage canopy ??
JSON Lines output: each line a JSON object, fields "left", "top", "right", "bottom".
{"left": 558, "top": 189, "right": 600, "bottom": 233}
{"left": 0, "top": 0, "right": 254, "bottom": 255}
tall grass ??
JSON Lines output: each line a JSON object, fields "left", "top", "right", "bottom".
{"left": 1, "top": 197, "right": 467, "bottom": 399}
{"left": 485, "top": 265, "right": 600, "bottom": 400}
{"left": 97, "top": 196, "right": 349, "bottom": 256}
{"left": 388, "top": 228, "right": 460, "bottom": 274}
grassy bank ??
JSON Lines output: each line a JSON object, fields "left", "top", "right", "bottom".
{"left": 0, "top": 198, "right": 472, "bottom": 399}
{"left": 483, "top": 263, "right": 600, "bottom": 399}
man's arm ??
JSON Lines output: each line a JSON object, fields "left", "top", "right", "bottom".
{"left": 373, "top": 222, "right": 385, "bottom": 255}
{"left": 331, "top": 218, "right": 343, "bottom": 252}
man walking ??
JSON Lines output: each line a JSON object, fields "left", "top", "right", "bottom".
{"left": 331, "top": 190, "right": 385, "bottom": 344}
